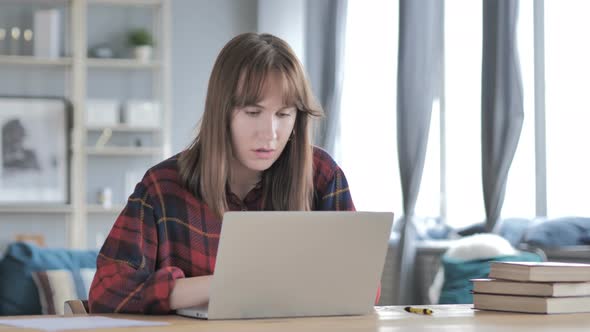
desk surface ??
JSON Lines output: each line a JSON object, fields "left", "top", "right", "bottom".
{"left": 1, "top": 305, "right": 590, "bottom": 332}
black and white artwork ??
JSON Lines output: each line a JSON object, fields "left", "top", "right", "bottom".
{"left": 0, "top": 97, "right": 68, "bottom": 204}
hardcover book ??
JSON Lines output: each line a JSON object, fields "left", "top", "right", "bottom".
{"left": 488, "top": 261, "right": 590, "bottom": 282}
{"left": 471, "top": 278, "right": 590, "bottom": 297}
{"left": 473, "top": 292, "right": 590, "bottom": 314}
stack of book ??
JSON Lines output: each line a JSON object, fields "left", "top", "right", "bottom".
{"left": 472, "top": 261, "right": 590, "bottom": 314}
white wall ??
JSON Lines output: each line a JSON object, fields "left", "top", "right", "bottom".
{"left": 257, "top": 0, "right": 306, "bottom": 65}
{"left": 171, "top": 0, "right": 258, "bottom": 153}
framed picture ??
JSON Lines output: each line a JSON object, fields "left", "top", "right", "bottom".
{"left": 0, "top": 96, "right": 70, "bottom": 204}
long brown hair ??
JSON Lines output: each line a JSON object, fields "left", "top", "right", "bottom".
{"left": 179, "top": 33, "right": 323, "bottom": 218}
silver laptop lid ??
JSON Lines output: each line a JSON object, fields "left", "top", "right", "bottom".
{"left": 207, "top": 211, "right": 393, "bottom": 320}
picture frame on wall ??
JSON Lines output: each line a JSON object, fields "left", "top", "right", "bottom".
{"left": 0, "top": 96, "right": 70, "bottom": 204}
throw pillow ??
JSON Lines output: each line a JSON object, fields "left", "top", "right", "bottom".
{"left": 32, "top": 268, "right": 96, "bottom": 315}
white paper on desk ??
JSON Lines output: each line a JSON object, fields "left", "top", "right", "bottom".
{"left": 0, "top": 316, "right": 169, "bottom": 331}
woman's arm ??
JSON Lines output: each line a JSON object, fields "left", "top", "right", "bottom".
{"left": 317, "top": 166, "right": 355, "bottom": 211}
{"left": 169, "top": 275, "right": 212, "bottom": 310}
{"left": 89, "top": 181, "right": 186, "bottom": 314}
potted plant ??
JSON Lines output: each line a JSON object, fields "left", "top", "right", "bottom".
{"left": 127, "top": 28, "right": 154, "bottom": 62}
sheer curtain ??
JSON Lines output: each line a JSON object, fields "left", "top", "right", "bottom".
{"left": 306, "top": 0, "right": 348, "bottom": 156}
{"left": 481, "top": 0, "right": 525, "bottom": 232}
{"left": 443, "top": 0, "right": 534, "bottom": 227}
{"left": 501, "top": 0, "right": 535, "bottom": 221}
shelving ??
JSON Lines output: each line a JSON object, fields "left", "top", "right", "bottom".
{"left": 87, "top": 58, "right": 161, "bottom": 69}
{"left": 86, "top": 124, "right": 160, "bottom": 132}
{"left": 0, "top": 0, "right": 170, "bottom": 249}
{"left": 0, "top": 55, "right": 72, "bottom": 66}
{"left": 87, "top": 204, "right": 125, "bottom": 213}
{"left": 86, "top": 147, "right": 162, "bottom": 156}
{"left": 81, "top": 0, "right": 170, "bottom": 249}
{"left": 88, "top": 0, "right": 162, "bottom": 6}
{"left": 0, "top": 205, "right": 72, "bottom": 214}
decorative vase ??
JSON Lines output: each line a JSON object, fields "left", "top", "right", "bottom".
{"left": 133, "top": 45, "right": 152, "bottom": 63}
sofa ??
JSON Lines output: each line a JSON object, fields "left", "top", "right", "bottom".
{"left": 0, "top": 242, "right": 98, "bottom": 316}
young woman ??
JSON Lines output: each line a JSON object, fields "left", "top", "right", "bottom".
{"left": 88, "top": 32, "right": 363, "bottom": 314}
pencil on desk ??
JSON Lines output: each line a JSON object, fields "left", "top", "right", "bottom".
{"left": 404, "top": 306, "right": 433, "bottom": 315}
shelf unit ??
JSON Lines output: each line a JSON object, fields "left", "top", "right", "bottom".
{"left": 0, "top": 205, "right": 73, "bottom": 214}
{"left": 86, "top": 58, "right": 161, "bottom": 69}
{"left": 86, "top": 124, "right": 160, "bottom": 132}
{"left": 87, "top": 204, "right": 125, "bottom": 214}
{"left": 86, "top": 147, "right": 163, "bottom": 156}
{"left": 0, "top": 55, "right": 73, "bottom": 66}
{"left": 0, "top": 0, "right": 171, "bottom": 249}
{"left": 88, "top": 0, "right": 162, "bottom": 6}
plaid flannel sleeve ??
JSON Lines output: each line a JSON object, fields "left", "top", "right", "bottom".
{"left": 317, "top": 166, "right": 356, "bottom": 211}
{"left": 88, "top": 182, "right": 185, "bottom": 314}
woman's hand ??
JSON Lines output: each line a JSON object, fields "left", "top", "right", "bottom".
{"left": 169, "top": 275, "right": 213, "bottom": 310}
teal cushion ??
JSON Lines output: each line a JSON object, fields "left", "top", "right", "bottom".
{"left": 438, "top": 251, "right": 543, "bottom": 304}
{"left": 0, "top": 242, "right": 98, "bottom": 315}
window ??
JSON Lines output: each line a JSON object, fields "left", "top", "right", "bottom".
{"left": 544, "top": 1, "right": 590, "bottom": 217}
{"left": 439, "top": 0, "right": 485, "bottom": 227}
{"left": 339, "top": 0, "right": 589, "bottom": 228}
{"left": 339, "top": 0, "right": 401, "bottom": 214}
{"left": 443, "top": 0, "right": 537, "bottom": 226}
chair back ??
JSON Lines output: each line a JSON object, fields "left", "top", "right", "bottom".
{"left": 64, "top": 300, "right": 89, "bottom": 315}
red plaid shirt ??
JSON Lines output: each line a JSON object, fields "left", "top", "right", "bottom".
{"left": 88, "top": 147, "right": 359, "bottom": 314}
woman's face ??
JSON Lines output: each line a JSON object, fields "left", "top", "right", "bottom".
{"left": 230, "top": 72, "right": 297, "bottom": 178}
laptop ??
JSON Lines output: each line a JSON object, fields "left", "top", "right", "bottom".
{"left": 176, "top": 211, "right": 393, "bottom": 320}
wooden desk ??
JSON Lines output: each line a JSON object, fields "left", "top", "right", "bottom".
{"left": 1, "top": 305, "right": 590, "bottom": 332}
